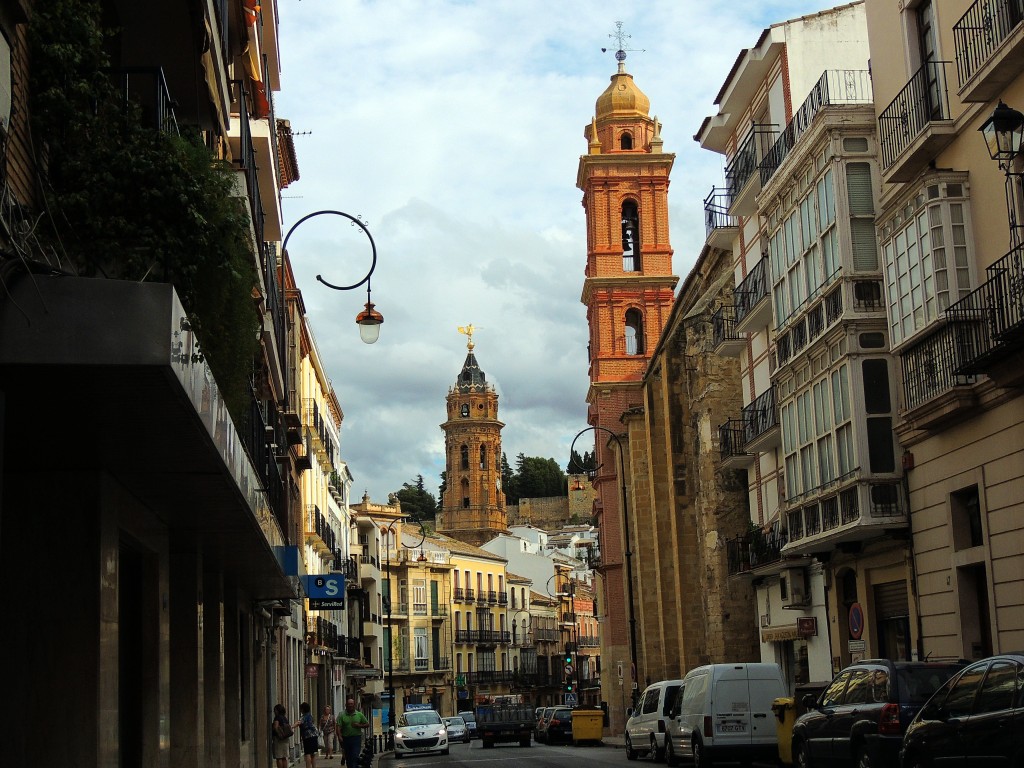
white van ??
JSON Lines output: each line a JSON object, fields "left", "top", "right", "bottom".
{"left": 666, "top": 662, "right": 786, "bottom": 766}
{"left": 625, "top": 678, "right": 684, "bottom": 761}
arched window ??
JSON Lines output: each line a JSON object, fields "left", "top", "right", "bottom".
{"left": 479, "top": 445, "right": 487, "bottom": 469}
{"left": 461, "top": 478, "right": 470, "bottom": 508}
{"left": 621, "top": 200, "right": 640, "bottom": 271}
{"left": 620, "top": 132, "right": 633, "bottom": 150}
{"left": 625, "top": 308, "right": 645, "bottom": 355}
{"left": 460, "top": 444, "right": 469, "bottom": 470}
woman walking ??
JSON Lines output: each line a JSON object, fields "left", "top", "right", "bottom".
{"left": 320, "top": 704, "right": 337, "bottom": 760}
{"left": 272, "top": 704, "right": 292, "bottom": 768}
{"left": 297, "top": 701, "right": 319, "bottom": 768}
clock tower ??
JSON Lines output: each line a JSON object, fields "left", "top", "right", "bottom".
{"left": 438, "top": 326, "right": 507, "bottom": 546}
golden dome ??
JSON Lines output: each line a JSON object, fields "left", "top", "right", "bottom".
{"left": 595, "top": 67, "right": 651, "bottom": 120}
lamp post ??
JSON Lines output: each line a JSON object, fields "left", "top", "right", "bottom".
{"left": 282, "top": 210, "right": 384, "bottom": 343}
{"left": 570, "top": 426, "right": 639, "bottom": 710}
{"left": 382, "top": 517, "right": 426, "bottom": 747}
{"left": 979, "top": 100, "right": 1024, "bottom": 246}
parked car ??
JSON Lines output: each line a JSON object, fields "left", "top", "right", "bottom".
{"left": 443, "top": 716, "right": 471, "bottom": 744}
{"left": 667, "top": 663, "right": 786, "bottom": 766}
{"left": 791, "top": 659, "right": 965, "bottom": 768}
{"left": 900, "top": 653, "right": 1024, "bottom": 768}
{"left": 626, "top": 678, "right": 684, "bottom": 760}
{"left": 459, "top": 710, "right": 478, "bottom": 739}
{"left": 535, "top": 706, "right": 557, "bottom": 743}
{"left": 542, "top": 706, "right": 574, "bottom": 745}
{"left": 393, "top": 708, "right": 449, "bottom": 759}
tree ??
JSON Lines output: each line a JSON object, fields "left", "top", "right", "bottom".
{"left": 505, "top": 454, "right": 567, "bottom": 504}
{"left": 568, "top": 449, "right": 595, "bottom": 474}
{"left": 394, "top": 475, "right": 438, "bottom": 522}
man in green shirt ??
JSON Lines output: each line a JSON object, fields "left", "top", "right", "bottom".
{"left": 337, "top": 696, "right": 370, "bottom": 766}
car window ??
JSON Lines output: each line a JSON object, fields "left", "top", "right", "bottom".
{"left": 974, "top": 661, "right": 1019, "bottom": 714}
{"left": 405, "top": 711, "right": 442, "bottom": 726}
{"left": 554, "top": 708, "right": 572, "bottom": 720}
{"left": 822, "top": 671, "right": 852, "bottom": 707}
{"left": 663, "top": 684, "right": 681, "bottom": 715}
{"left": 843, "top": 669, "right": 874, "bottom": 705}
{"left": 943, "top": 664, "right": 987, "bottom": 718}
{"left": 897, "top": 665, "right": 964, "bottom": 704}
{"left": 444, "top": 717, "right": 464, "bottom": 726}
{"left": 683, "top": 673, "right": 707, "bottom": 705}
{"left": 641, "top": 688, "right": 658, "bottom": 714}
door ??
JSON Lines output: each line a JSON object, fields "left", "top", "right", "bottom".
{"left": 749, "top": 671, "right": 785, "bottom": 746}
{"left": 712, "top": 670, "right": 752, "bottom": 748}
{"left": 803, "top": 671, "right": 852, "bottom": 761}
{"left": 961, "top": 660, "right": 1021, "bottom": 765}
{"left": 830, "top": 668, "right": 875, "bottom": 763}
{"left": 929, "top": 662, "right": 988, "bottom": 766}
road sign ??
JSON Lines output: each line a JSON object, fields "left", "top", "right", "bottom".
{"left": 849, "top": 602, "right": 865, "bottom": 640}
{"left": 564, "top": 664, "right": 575, "bottom": 677}
{"left": 564, "top": 693, "right": 577, "bottom": 707}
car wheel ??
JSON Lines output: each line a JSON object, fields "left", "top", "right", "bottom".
{"left": 625, "top": 734, "right": 638, "bottom": 761}
{"left": 652, "top": 735, "right": 665, "bottom": 763}
{"left": 665, "top": 736, "right": 679, "bottom": 767}
{"left": 394, "top": 750, "right": 404, "bottom": 759}
{"left": 855, "top": 746, "right": 873, "bottom": 768}
{"left": 692, "top": 736, "right": 711, "bottom": 768}
{"left": 793, "top": 739, "right": 811, "bottom": 768}
{"left": 442, "top": 747, "right": 450, "bottom": 756}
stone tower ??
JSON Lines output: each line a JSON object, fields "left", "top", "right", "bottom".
{"left": 437, "top": 327, "right": 507, "bottom": 546}
{"left": 576, "top": 46, "right": 677, "bottom": 720}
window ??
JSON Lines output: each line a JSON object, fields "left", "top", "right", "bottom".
{"left": 821, "top": 671, "right": 851, "bottom": 707}
{"left": 843, "top": 669, "right": 874, "bottom": 704}
{"left": 942, "top": 664, "right": 986, "bottom": 718}
{"left": 620, "top": 132, "right": 633, "bottom": 150}
{"left": 460, "top": 403, "right": 469, "bottom": 417}
{"left": 974, "top": 661, "right": 1019, "bottom": 714}
{"left": 951, "top": 485, "right": 983, "bottom": 550}
{"left": 479, "top": 445, "right": 487, "bottom": 469}
{"left": 847, "top": 163, "right": 878, "bottom": 271}
{"left": 460, "top": 445, "right": 469, "bottom": 470}
{"left": 622, "top": 200, "right": 640, "bottom": 271}
{"left": 414, "top": 627, "right": 428, "bottom": 671}
{"left": 881, "top": 183, "right": 973, "bottom": 346}
{"left": 781, "top": 363, "right": 850, "bottom": 498}
{"left": 413, "top": 578, "right": 427, "bottom": 616}
{"left": 625, "top": 309, "right": 644, "bottom": 355}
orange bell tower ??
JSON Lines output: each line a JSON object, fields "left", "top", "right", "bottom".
{"left": 576, "top": 39, "right": 677, "bottom": 714}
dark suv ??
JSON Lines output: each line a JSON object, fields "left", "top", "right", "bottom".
{"left": 791, "top": 659, "right": 964, "bottom": 768}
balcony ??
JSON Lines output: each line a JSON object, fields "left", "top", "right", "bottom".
{"left": 487, "top": 590, "right": 498, "bottom": 604}
{"left": 497, "top": 592, "right": 508, "bottom": 606}
{"left": 734, "top": 256, "right": 771, "bottom": 333}
{"left": 453, "top": 587, "right": 466, "bottom": 602}
{"left": 782, "top": 478, "right": 907, "bottom": 556}
{"left": 712, "top": 304, "right": 745, "bottom": 357}
{"left": 704, "top": 187, "right": 737, "bottom": 249}
{"left": 742, "top": 385, "right": 780, "bottom": 453}
{"left": 878, "top": 61, "right": 957, "bottom": 183}
{"left": 431, "top": 604, "right": 449, "bottom": 619}
{"left": 945, "top": 242, "right": 1024, "bottom": 386}
{"left": 719, "top": 418, "right": 754, "bottom": 469}
{"left": 899, "top": 322, "right": 980, "bottom": 428}
{"left": 359, "top": 551, "right": 380, "bottom": 583}
{"left": 726, "top": 525, "right": 788, "bottom": 576}
{"left": 465, "top": 588, "right": 475, "bottom": 602}
{"left": 726, "top": 124, "right": 775, "bottom": 216}
{"left": 228, "top": 81, "right": 265, "bottom": 249}
{"left": 303, "top": 398, "right": 336, "bottom": 472}
{"left": 760, "top": 70, "right": 873, "bottom": 187}
{"left": 111, "top": 66, "right": 180, "bottom": 135}
{"left": 954, "top": 0, "right": 1024, "bottom": 102}
{"left": 305, "top": 505, "right": 335, "bottom": 557}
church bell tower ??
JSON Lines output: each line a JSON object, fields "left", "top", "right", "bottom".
{"left": 437, "top": 326, "right": 507, "bottom": 546}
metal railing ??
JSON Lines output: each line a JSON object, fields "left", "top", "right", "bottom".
{"left": 232, "top": 80, "right": 266, "bottom": 248}
{"left": 742, "top": 385, "right": 778, "bottom": 444}
{"left": 900, "top": 322, "right": 979, "bottom": 410}
{"left": 719, "top": 418, "right": 748, "bottom": 460}
{"left": 111, "top": 66, "right": 179, "bottom": 135}
{"left": 726, "top": 124, "right": 775, "bottom": 202}
{"left": 878, "top": 61, "right": 953, "bottom": 169}
{"left": 735, "top": 256, "right": 770, "bottom": 325}
{"left": 954, "top": 0, "right": 1024, "bottom": 86}
{"left": 760, "top": 70, "right": 872, "bottom": 185}
{"left": 712, "top": 304, "right": 741, "bottom": 348}
{"left": 704, "top": 187, "right": 736, "bottom": 237}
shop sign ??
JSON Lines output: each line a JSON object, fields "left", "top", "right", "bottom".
{"left": 797, "top": 617, "right": 818, "bottom": 638}
{"left": 848, "top": 639, "right": 866, "bottom": 652}
{"left": 761, "top": 624, "right": 800, "bottom": 642}
{"left": 305, "top": 663, "right": 319, "bottom": 678}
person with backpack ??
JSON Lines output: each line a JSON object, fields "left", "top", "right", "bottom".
{"left": 272, "top": 703, "right": 293, "bottom": 768}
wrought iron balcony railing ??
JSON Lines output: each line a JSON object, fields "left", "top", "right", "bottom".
{"left": 111, "top": 66, "right": 180, "bottom": 135}
{"left": 742, "top": 385, "right": 779, "bottom": 445}
{"left": 954, "top": 0, "right": 1024, "bottom": 87}
{"left": 232, "top": 80, "right": 265, "bottom": 249}
{"left": 878, "top": 61, "right": 952, "bottom": 169}
{"left": 718, "top": 418, "right": 748, "bottom": 461}
{"left": 704, "top": 187, "right": 736, "bottom": 238}
{"left": 712, "top": 304, "right": 741, "bottom": 349}
{"left": 726, "top": 526, "right": 787, "bottom": 576}
{"left": 760, "top": 70, "right": 873, "bottom": 185}
{"left": 726, "top": 124, "right": 775, "bottom": 203}
{"left": 734, "top": 256, "right": 770, "bottom": 326}
{"left": 945, "top": 242, "right": 1024, "bottom": 374}
{"left": 901, "top": 322, "right": 979, "bottom": 411}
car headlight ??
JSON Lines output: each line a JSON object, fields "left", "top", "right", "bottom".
{"left": 437, "top": 728, "right": 446, "bottom": 737}
{"left": 395, "top": 732, "right": 406, "bottom": 741}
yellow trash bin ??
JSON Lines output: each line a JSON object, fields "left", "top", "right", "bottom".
{"left": 772, "top": 697, "right": 797, "bottom": 765}
{"left": 570, "top": 708, "right": 604, "bottom": 746}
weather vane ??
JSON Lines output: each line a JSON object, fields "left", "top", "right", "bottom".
{"left": 457, "top": 324, "right": 481, "bottom": 351}
{"left": 601, "top": 21, "right": 644, "bottom": 67}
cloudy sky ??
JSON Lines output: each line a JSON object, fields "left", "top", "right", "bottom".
{"left": 274, "top": 0, "right": 830, "bottom": 502}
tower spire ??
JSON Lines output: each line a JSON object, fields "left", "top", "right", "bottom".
{"left": 603, "top": 21, "right": 645, "bottom": 73}
{"left": 457, "top": 323, "right": 479, "bottom": 351}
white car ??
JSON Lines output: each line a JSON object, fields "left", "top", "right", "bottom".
{"left": 393, "top": 709, "right": 449, "bottom": 758}
{"left": 443, "top": 716, "right": 470, "bottom": 743}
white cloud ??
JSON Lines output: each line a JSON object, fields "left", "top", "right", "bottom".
{"left": 276, "top": 0, "right": 833, "bottom": 499}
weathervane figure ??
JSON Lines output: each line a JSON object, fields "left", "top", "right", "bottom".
{"left": 602, "top": 21, "right": 645, "bottom": 69}
{"left": 457, "top": 324, "right": 480, "bottom": 351}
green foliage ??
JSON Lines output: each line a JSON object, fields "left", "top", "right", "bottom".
{"left": 503, "top": 453, "right": 567, "bottom": 504}
{"left": 27, "top": 0, "right": 260, "bottom": 418}
{"left": 394, "top": 475, "right": 438, "bottom": 522}
{"left": 568, "top": 449, "right": 595, "bottom": 474}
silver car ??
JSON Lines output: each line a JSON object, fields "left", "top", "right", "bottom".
{"left": 443, "top": 716, "right": 471, "bottom": 743}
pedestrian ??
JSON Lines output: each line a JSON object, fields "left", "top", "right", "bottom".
{"left": 336, "top": 696, "right": 370, "bottom": 768}
{"left": 272, "top": 704, "right": 293, "bottom": 768}
{"left": 297, "top": 701, "right": 319, "bottom": 768}
{"left": 320, "top": 704, "right": 337, "bottom": 760}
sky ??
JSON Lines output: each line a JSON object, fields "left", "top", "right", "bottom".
{"left": 274, "top": 0, "right": 832, "bottom": 503}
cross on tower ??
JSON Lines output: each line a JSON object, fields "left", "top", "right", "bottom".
{"left": 603, "top": 21, "right": 644, "bottom": 65}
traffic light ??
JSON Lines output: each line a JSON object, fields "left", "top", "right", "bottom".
{"left": 564, "top": 650, "right": 573, "bottom": 666}
{"left": 564, "top": 679, "right": 574, "bottom": 693}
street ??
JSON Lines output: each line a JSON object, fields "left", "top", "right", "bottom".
{"left": 378, "top": 739, "right": 781, "bottom": 768}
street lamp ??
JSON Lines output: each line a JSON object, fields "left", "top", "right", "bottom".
{"left": 979, "top": 101, "right": 1024, "bottom": 248}
{"left": 282, "top": 210, "right": 384, "bottom": 343}
{"left": 382, "top": 517, "right": 426, "bottom": 747}
{"left": 570, "top": 426, "right": 640, "bottom": 709}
